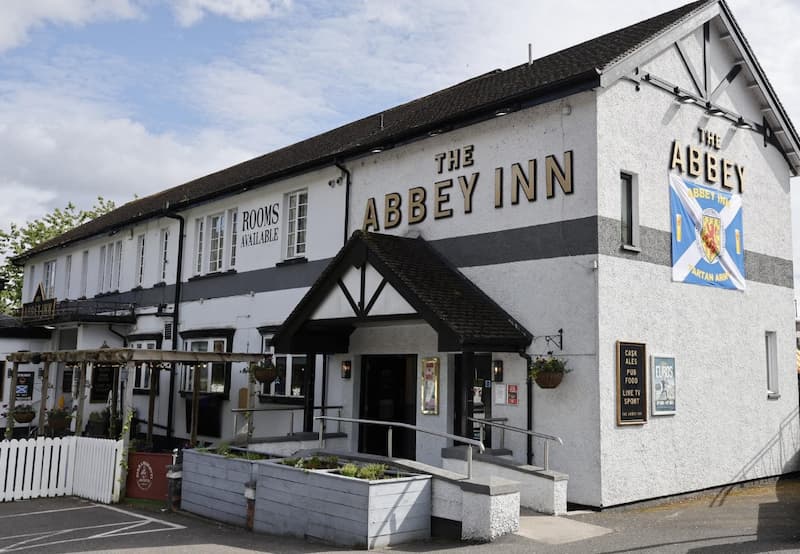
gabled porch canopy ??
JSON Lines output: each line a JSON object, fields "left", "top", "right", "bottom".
{"left": 272, "top": 231, "right": 532, "bottom": 354}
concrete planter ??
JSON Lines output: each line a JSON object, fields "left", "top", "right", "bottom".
{"left": 254, "top": 459, "right": 432, "bottom": 549}
{"left": 181, "top": 449, "right": 256, "bottom": 527}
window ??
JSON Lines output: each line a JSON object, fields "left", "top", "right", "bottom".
{"left": 620, "top": 172, "right": 639, "bottom": 250}
{"left": 766, "top": 331, "right": 779, "bottom": 398}
{"left": 193, "top": 212, "right": 237, "bottom": 275}
{"left": 98, "top": 245, "right": 107, "bottom": 292}
{"left": 285, "top": 189, "right": 308, "bottom": 259}
{"left": 260, "top": 335, "right": 306, "bottom": 398}
{"left": 135, "top": 234, "right": 146, "bottom": 286}
{"left": 113, "top": 240, "right": 122, "bottom": 290}
{"left": 131, "top": 340, "right": 158, "bottom": 393}
{"left": 228, "top": 208, "right": 238, "bottom": 268}
{"left": 43, "top": 260, "right": 57, "bottom": 298}
{"left": 159, "top": 229, "right": 169, "bottom": 282}
{"left": 64, "top": 255, "right": 72, "bottom": 299}
{"left": 208, "top": 213, "right": 225, "bottom": 273}
{"left": 27, "top": 265, "right": 36, "bottom": 300}
{"left": 194, "top": 218, "right": 205, "bottom": 274}
{"left": 80, "top": 251, "right": 89, "bottom": 297}
{"left": 182, "top": 338, "right": 228, "bottom": 394}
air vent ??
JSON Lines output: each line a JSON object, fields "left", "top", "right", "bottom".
{"left": 163, "top": 322, "right": 173, "bottom": 341}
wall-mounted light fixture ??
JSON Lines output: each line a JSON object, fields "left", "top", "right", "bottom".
{"left": 492, "top": 360, "right": 504, "bottom": 382}
{"left": 341, "top": 360, "right": 352, "bottom": 379}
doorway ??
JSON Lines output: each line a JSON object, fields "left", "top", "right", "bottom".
{"left": 359, "top": 355, "right": 417, "bottom": 459}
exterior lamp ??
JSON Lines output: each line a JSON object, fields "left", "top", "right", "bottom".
{"left": 341, "top": 360, "right": 352, "bottom": 379}
{"left": 735, "top": 117, "right": 753, "bottom": 130}
{"left": 492, "top": 360, "right": 504, "bottom": 382}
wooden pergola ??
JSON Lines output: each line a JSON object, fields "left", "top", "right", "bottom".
{"left": 5, "top": 348, "right": 269, "bottom": 445}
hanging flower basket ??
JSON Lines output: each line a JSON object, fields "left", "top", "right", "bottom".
{"left": 12, "top": 406, "right": 35, "bottom": 424}
{"left": 529, "top": 355, "right": 570, "bottom": 389}
{"left": 533, "top": 371, "right": 564, "bottom": 389}
{"left": 250, "top": 360, "right": 278, "bottom": 383}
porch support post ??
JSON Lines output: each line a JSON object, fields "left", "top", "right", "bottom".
{"left": 147, "top": 364, "right": 158, "bottom": 446}
{"left": 110, "top": 364, "right": 120, "bottom": 438}
{"left": 123, "top": 360, "right": 135, "bottom": 438}
{"left": 191, "top": 364, "right": 200, "bottom": 446}
{"left": 37, "top": 360, "right": 51, "bottom": 436}
{"left": 457, "top": 352, "right": 474, "bottom": 440}
{"left": 303, "top": 353, "right": 317, "bottom": 433}
{"left": 75, "top": 361, "right": 88, "bottom": 436}
{"left": 4, "top": 361, "right": 19, "bottom": 440}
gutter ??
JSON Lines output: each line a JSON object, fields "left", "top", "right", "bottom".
{"left": 164, "top": 212, "right": 186, "bottom": 442}
{"left": 334, "top": 161, "right": 352, "bottom": 245}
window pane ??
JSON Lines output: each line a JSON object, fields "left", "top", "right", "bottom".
{"left": 210, "top": 363, "right": 225, "bottom": 393}
{"left": 291, "top": 356, "right": 306, "bottom": 396}
{"left": 274, "top": 357, "right": 287, "bottom": 395}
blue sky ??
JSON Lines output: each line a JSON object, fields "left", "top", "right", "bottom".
{"left": 1, "top": 0, "right": 799, "bottom": 282}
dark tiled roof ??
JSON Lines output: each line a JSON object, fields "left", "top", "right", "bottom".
{"left": 274, "top": 231, "right": 532, "bottom": 351}
{"left": 18, "top": 0, "right": 712, "bottom": 262}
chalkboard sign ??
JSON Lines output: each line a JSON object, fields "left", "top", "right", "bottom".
{"left": 15, "top": 371, "right": 33, "bottom": 401}
{"left": 90, "top": 365, "right": 115, "bottom": 404}
{"left": 617, "top": 341, "right": 647, "bottom": 425}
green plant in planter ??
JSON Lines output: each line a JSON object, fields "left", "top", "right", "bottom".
{"left": 47, "top": 407, "right": 72, "bottom": 433}
{"left": 357, "top": 463, "right": 387, "bottom": 480}
{"left": 529, "top": 354, "right": 571, "bottom": 389}
{"left": 339, "top": 463, "right": 359, "bottom": 478}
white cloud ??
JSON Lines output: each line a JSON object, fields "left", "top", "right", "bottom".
{"left": 0, "top": 0, "right": 140, "bottom": 53}
{"left": 170, "top": 0, "right": 292, "bottom": 27}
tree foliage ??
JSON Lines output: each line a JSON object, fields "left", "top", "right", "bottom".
{"left": 0, "top": 197, "right": 116, "bottom": 313}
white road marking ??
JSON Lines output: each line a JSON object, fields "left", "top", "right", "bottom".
{"left": 0, "top": 503, "right": 186, "bottom": 552}
{"left": 0, "top": 505, "right": 96, "bottom": 519}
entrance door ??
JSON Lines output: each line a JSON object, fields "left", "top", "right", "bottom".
{"left": 359, "top": 355, "right": 417, "bottom": 459}
{"left": 454, "top": 354, "right": 492, "bottom": 446}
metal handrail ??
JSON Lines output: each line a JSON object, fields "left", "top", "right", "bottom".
{"left": 232, "top": 405, "right": 344, "bottom": 437}
{"left": 469, "top": 417, "right": 508, "bottom": 449}
{"left": 467, "top": 416, "right": 563, "bottom": 470}
{"left": 315, "top": 415, "right": 485, "bottom": 479}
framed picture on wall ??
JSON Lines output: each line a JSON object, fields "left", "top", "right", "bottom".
{"left": 420, "top": 357, "right": 439, "bottom": 415}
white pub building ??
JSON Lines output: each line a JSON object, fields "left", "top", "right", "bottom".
{"left": 2, "top": 0, "right": 799, "bottom": 508}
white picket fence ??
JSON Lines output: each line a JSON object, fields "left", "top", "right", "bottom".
{"left": 0, "top": 436, "right": 124, "bottom": 504}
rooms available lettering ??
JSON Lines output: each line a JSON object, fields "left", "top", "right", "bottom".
{"left": 240, "top": 203, "right": 280, "bottom": 248}
{"left": 362, "top": 145, "right": 574, "bottom": 231}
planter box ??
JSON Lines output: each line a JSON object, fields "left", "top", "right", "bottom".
{"left": 254, "top": 460, "right": 431, "bottom": 549}
{"left": 181, "top": 449, "right": 256, "bottom": 527}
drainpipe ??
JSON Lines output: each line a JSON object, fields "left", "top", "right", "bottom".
{"left": 321, "top": 355, "right": 328, "bottom": 433}
{"left": 518, "top": 351, "right": 533, "bottom": 465}
{"left": 334, "top": 162, "right": 352, "bottom": 245}
{"left": 164, "top": 213, "right": 186, "bottom": 442}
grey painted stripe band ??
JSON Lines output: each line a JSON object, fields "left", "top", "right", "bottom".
{"left": 98, "top": 216, "right": 792, "bottom": 309}
{"left": 596, "top": 216, "right": 793, "bottom": 289}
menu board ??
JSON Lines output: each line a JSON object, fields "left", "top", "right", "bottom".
{"left": 617, "top": 341, "right": 647, "bottom": 425}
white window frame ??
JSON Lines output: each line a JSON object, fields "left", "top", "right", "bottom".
{"left": 194, "top": 211, "right": 238, "bottom": 276}
{"left": 181, "top": 338, "right": 228, "bottom": 394}
{"left": 208, "top": 213, "right": 225, "bottom": 273}
{"left": 64, "top": 255, "right": 72, "bottom": 299}
{"left": 228, "top": 208, "right": 238, "bottom": 268}
{"left": 43, "top": 259, "right": 57, "bottom": 299}
{"left": 159, "top": 228, "right": 169, "bottom": 282}
{"left": 135, "top": 234, "right": 146, "bottom": 286}
{"left": 98, "top": 246, "right": 107, "bottom": 293}
{"left": 285, "top": 189, "right": 308, "bottom": 259}
{"left": 80, "top": 250, "right": 89, "bottom": 298}
{"left": 260, "top": 335, "right": 306, "bottom": 398}
{"left": 113, "top": 240, "right": 122, "bottom": 291}
{"left": 194, "top": 217, "right": 205, "bottom": 275}
{"left": 765, "top": 331, "right": 779, "bottom": 398}
{"left": 131, "top": 340, "right": 157, "bottom": 391}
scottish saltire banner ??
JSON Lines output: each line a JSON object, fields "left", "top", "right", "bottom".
{"left": 669, "top": 174, "right": 745, "bottom": 290}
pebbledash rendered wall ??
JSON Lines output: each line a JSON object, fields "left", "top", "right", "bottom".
{"left": 593, "top": 25, "right": 799, "bottom": 506}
